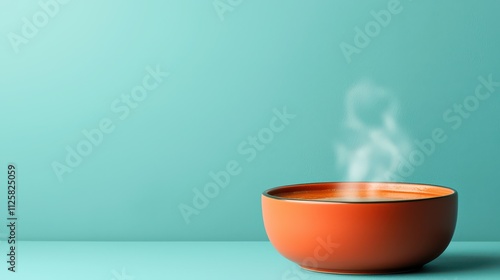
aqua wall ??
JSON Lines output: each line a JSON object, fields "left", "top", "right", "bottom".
{"left": 0, "top": 0, "right": 499, "bottom": 241}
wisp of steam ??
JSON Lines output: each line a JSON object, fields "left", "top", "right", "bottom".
{"left": 335, "top": 80, "right": 411, "bottom": 184}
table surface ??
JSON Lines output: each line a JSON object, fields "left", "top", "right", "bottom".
{"left": 0, "top": 241, "right": 499, "bottom": 279}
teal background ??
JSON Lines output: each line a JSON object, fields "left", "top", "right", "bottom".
{"left": 0, "top": 0, "right": 499, "bottom": 242}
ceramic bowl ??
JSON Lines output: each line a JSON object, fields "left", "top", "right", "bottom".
{"left": 261, "top": 182, "right": 457, "bottom": 274}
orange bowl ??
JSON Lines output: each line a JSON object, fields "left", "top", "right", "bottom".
{"left": 261, "top": 182, "right": 458, "bottom": 274}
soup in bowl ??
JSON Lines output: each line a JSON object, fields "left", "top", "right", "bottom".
{"left": 261, "top": 182, "right": 457, "bottom": 274}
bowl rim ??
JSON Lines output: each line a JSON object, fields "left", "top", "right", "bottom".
{"left": 262, "top": 181, "right": 457, "bottom": 204}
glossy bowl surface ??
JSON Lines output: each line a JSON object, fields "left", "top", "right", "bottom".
{"left": 261, "top": 182, "right": 458, "bottom": 274}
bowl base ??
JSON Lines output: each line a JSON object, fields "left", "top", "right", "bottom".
{"left": 300, "top": 265, "right": 423, "bottom": 275}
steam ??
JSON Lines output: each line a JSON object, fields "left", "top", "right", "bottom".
{"left": 335, "top": 80, "right": 410, "bottom": 182}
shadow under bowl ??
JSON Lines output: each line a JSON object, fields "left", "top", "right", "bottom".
{"left": 261, "top": 182, "right": 458, "bottom": 274}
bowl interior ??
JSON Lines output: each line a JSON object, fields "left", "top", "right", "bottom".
{"left": 265, "top": 182, "right": 455, "bottom": 203}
